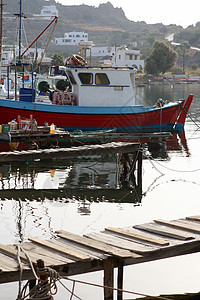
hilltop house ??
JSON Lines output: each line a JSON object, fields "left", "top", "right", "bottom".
{"left": 55, "top": 32, "right": 88, "bottom": 46}
{"left": 33, "top": 5, "right": 58, "bottom": 20}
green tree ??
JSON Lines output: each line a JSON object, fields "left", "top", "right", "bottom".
{"left": 51, "top": 53, "right": 64, "bottom": 66}
{"left": 191, "top": 63, "right": 198, "bottom": 71}
{"left": 145, "top": 41, "right": 178, "bottom": 75}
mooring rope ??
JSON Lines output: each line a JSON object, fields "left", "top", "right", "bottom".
{"left": 144, "top": 151, "right": 200, "bottom": 173}
{"left": 16, "top": 246, "right": 175, "bottom": 300}
{"left": 60, "top": 276, "right": 172, "bottom": 300}
{"left": 186, "top": 111, "right": 200, "bottom": 130}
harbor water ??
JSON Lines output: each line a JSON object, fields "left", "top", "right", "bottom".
{"left": 0, "top": 83, "right": 200, "bottom": 299}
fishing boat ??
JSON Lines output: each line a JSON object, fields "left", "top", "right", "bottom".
{"left": 0, "top": 0, "right": 193, "bottom": 134}
{"left": 0, "top": 62, "right": 193, "bottom": 133}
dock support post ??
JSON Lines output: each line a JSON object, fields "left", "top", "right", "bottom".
{"left": 103, "top": 258, "right": 114, "bottom": 300}
{"left": 137, "top": 147, "right": 142, "bottom": 189}
{"left": 117, "top": 261, "right": 124, "bottom": 300}
{"left": 30, "top": 259, "right": 54, "bottom": 300}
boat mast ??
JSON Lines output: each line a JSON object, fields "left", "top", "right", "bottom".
{"left": 18, "top": 0, "right": 22, "bottom": 63}
{"left": 0, "top": 0, "right": 3, "bottom": 79}
{"left": 14, "top": 0, "right": 22, "bottom": 63}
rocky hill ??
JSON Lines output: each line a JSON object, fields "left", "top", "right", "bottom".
{"left": 3, "top": 0, "right": 200, "bottom": 67}
{"left": 3, "top": 1, "right": 180, "bottom": 51}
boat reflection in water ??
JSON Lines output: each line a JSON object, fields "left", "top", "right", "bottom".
{"left": 147, "top": 131, "right": 190, "bottom": 159}
{"left": 0, "top": 153, "right": 142, "bottom": 204}
{"left": 0, "top": 131, "right": 190, "bottom": 200}
{"left": 0, "top": 130, "right": 191, "bottom": 246}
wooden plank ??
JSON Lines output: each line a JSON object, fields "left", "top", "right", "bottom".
{"left": 53, "top": 239, "right": 108, "bottom": 260}
{"left": 20, "top": 242, "right": 75, "bottom": 265}
{"left": 56, "top": 230, "right": 141, "bottom": 258}
{"left": 28, "top": 237, "right": 88, "bottom": 260}
{"left": 0, "top": 243, "right": 39, "bottom": 264}
{"left": 154, "top": 219, "right": 200, "bottom": 234}
{"left": 134, "top": 223, "right": 195, "bottom": 241}
{"left": 186, "top": 216, "right": 200, "bottom": 222}
{"left": 105, "top": 227, "right": 169, "bottom": 246}
{"left": 85, "top": 232, "right": 156, "bottom": 253}
{"left": 0, "top": 252, "right": 23, "bottom": 272}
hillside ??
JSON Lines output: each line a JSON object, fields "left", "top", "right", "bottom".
{"left": 3, "top": 1, "right": 181, "bottom": 48}
{"left": 3, "top": 0, "right": 200, "bottom": 67}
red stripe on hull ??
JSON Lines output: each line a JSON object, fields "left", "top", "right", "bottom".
{"left": 0, "top": 103, "right": 182, "bottom": 130}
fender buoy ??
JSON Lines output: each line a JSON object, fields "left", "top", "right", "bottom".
{"left": 70, "top": 55, "right": 87, "bottom": 66}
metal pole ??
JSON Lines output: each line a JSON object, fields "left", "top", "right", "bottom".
{"left": 183, "top": 43, "right": 186, "bottom": 74}
{"left": 18, "top": 0, "right": 22, "bottom": 63}
{"left": 0, "top": 0, "right": 3, "bottom": 79}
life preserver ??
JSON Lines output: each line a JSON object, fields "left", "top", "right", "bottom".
{"left": 70, "top": 55, "right": 87, "bottom": 66}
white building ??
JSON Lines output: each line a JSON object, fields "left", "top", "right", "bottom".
{"left": 104, "top": 47, "right": 144, "bottom": 70}
{"left": 55, "top": 32, "right": 88, "bottom": 46}
{"left": 1, "top": 46, "right": 13, "bottom": 66}
{"left": 33, "top": 5, "right": 58, "bottom": 20}
{"left": 91, "top": 46, "right": 113, "bottom": 57}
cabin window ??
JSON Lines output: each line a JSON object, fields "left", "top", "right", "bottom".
{"left": 67, "top": 71, "right": 77, "bottom": 84}
{"left": 78, "top": 73, "right": 93, "bottom": 84}
{"left": 95, "top": 73, "right": 110, "bottom": 85}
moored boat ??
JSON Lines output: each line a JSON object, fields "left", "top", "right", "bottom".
{"left": 0, "top": 0, "right": 193, "bottom": 134}
{"left": 0, "top": 63, "right": 193, "bottom": 134}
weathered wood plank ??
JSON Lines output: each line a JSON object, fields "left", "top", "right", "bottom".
{"left": 28, "top": 237, "right": 88, "bottom": 260}
{"left": 85, "top": 232, "right": 155, "bottom": 253}
{"left": 19, "top": 242, "right": 75, "bottom": 265}
{"left": 54, "top": 238, "right": 108, "bottom": 260}
{"left": 134, "top": 223, "right": 195, "bottom": 241}
{"left": 186, "top": 216, "right": 200, "bottom": 222}
{"left": 105, "top": 227, "right": 169, "bottom": 246}
{"left": 56, "top": 230, "right": 141, "bottom": 258}
{"left": 0, "top": 243, "right": 39, "bottom": 264}
{"left": 0, "top": 252, "right": 24, "bottom": 272}
{"left": 154, "top": 219, "right": 200, "bottom": 234}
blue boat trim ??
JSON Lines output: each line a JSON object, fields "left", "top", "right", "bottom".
{"left": 61, "top": 123, "right": 176, "bottom": 133}
{"left": 0, "top": 99, "right": 181, "bottom": 115}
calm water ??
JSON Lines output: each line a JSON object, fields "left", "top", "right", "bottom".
{"left": 0, "top": 83, "right": 200, "bottom": 299}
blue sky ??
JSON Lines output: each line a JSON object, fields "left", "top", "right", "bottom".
{"left": 56, "top": 0, "right": 200, "bottom": 28}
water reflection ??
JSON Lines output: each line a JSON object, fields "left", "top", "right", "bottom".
{"left": 0, "top": 83, "right": 199, "bottom": 299}
{"left": 147, "top": 131, "right": 190, "bottom": 159}
{"left": 0, "top": 154, "right": 143, "bottom": 204}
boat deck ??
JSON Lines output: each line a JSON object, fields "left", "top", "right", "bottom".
{"left": 1, "top": 215, "right": 200, "bottom": 285}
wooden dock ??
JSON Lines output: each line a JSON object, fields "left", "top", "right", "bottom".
{"left": 1, "top": 215, "right": 200, "bottom": 299}
{"left": 0, "top": 141, "right": 140, "bottom": 162}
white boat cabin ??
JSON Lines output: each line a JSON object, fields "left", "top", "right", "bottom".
{"left": 65, "top": 66, "right": 136, "bottom": 107}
